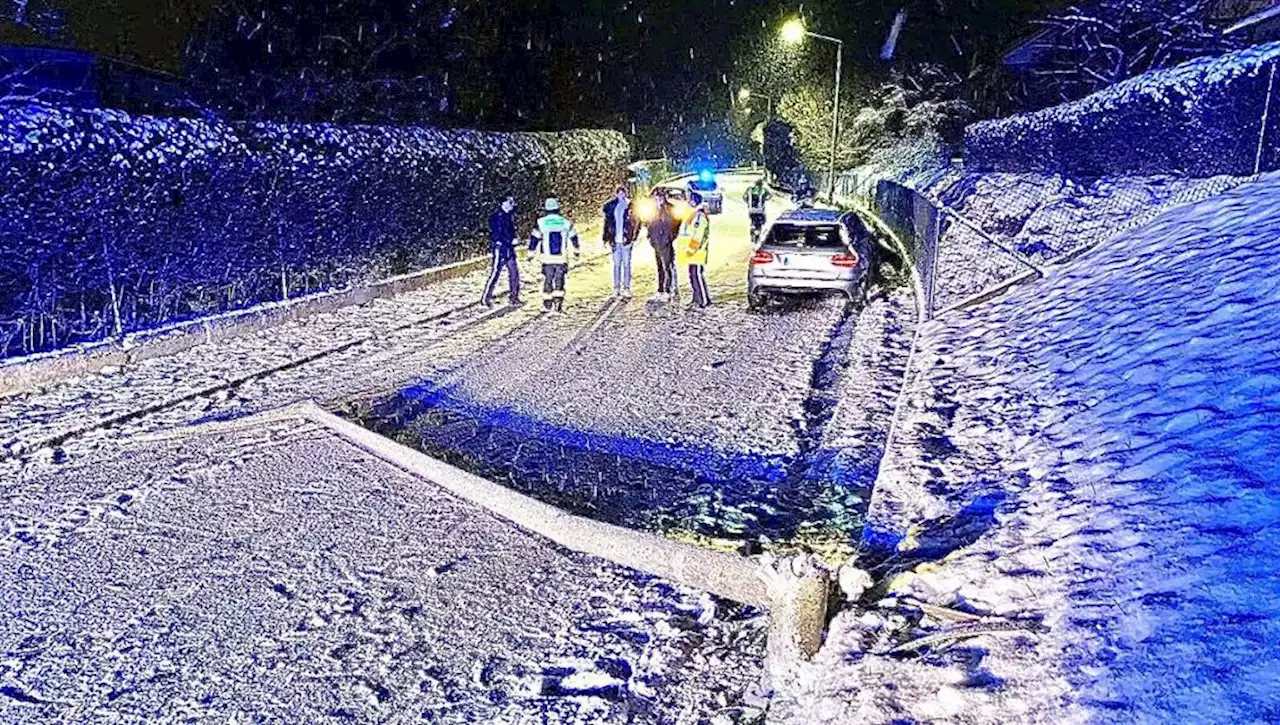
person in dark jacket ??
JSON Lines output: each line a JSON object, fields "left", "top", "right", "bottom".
{"left": 602, "top": 186, "right": 640, "bottom": 299}
{"left": 482, "top": 196, "right": 521, "bottom": 307}
{"left": 645, "top": 187, "right": 682, "bottom": 302}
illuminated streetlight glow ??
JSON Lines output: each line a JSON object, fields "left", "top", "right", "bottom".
{"left": 779, "top": 17, "right": 843, "bottom": 201}
{"left": 781, "top": 18, "right": 807, "bottom": 45}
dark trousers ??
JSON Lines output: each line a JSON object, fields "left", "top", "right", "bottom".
{"left": 688, "top": 264, "right": 710, "bottom": 307}
{"left": 482, "top": 248, "right": 520, "bottom": 305}
{"left": 542, "top": 263, "right": 568, "bottom": 311}
{"left": 653, "top": 242, "right": 675, "bottom": 294}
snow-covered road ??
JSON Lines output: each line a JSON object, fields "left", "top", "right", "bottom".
{"left": 0, "top": 414, "right": 766, "bottom": 721}
{"left": 0, "top": 174, "right": 916, "bottom": 721}
{"left": 347, "top": 178, "right": 915, "bottom": 556}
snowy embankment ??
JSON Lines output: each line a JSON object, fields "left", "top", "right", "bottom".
{"left": 847, "top": 154, "right": 1254, "bottom": 316}
{"left": 778, "top": 171, "right": 1280, "bottom": 722}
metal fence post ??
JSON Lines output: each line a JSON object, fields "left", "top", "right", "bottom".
{"left": 1255, "top": 61, "right": 1277, "bottom": 176}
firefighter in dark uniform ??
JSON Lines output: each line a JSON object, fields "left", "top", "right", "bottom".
{"left": 645, "top": 187, "right": 682, "bottom": 302}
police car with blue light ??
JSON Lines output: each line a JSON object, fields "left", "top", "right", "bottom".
{"left": 686, "top": 170, "right": 724, "bottom": 214}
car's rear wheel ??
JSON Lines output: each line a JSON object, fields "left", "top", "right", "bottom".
{"left": 846, "top": 284, "right": 868, "bottom": 309}
{"left": 748, "top": 289, "right": 769, "bottom": 310}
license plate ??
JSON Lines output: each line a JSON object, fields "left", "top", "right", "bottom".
{"left": 783, "top": 254, "right": 822, "bottom": 270}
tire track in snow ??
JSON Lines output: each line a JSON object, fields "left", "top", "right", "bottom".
{"left": 1, "top": 299, "right": 519, "bottom": 460}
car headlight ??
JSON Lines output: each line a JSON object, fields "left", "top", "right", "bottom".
{"left": 634, "top": 198, "right": 657, "bottom": 222}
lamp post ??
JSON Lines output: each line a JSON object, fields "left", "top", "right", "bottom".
{"left": 781, "top": 17, "right": 843, "bottom": 201}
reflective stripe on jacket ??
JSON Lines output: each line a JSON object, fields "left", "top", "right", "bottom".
{"left": 676, "top": 209, "right": 710, "bottom": 266}
{"left": 528, "top": 214, "right": 580, "bottom": 264}
{"left": 743, "top": 186, "right": 770, "bottom": 213}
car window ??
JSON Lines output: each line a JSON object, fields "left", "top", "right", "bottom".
{"left": 688, "top": 180, "right": 718, "bottom": 191}
{"left": 765, "top": 223, "right": 846, "bottom": 250}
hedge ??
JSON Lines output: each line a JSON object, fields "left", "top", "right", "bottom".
{"left": 966, "top": 42, "right": 1280, "bottom": 177}
{"left": 0, "top": 104, "right": 629, "bottom": 359}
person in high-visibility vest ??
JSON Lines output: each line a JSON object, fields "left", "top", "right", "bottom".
{"left": 676, "top": 192, "right": 712, "bottom": 308}
{"left": 528, "top": 198, "right": 581, "bottom": 313}
{"left": 743, "top": 178, "right": 771, "bottom": 241}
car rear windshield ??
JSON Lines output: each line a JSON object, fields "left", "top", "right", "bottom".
{"left": 688, "top": 179, "right": 718, "bottom": 191}
{"left": 765, "top": 223, "right": 845, "bottom": 250}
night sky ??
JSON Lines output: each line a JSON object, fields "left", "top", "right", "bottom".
{"left": 4, "top": 0, "right": 1050, "bottom": 132}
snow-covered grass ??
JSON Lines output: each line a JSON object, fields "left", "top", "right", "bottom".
{"left": 780, "top": 170, "right": 1280, "bottom": 723}
{"left": 842, "top": 151, "right": 1254, "bottom": 317}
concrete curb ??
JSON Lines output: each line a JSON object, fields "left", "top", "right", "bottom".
{"left": 181, "top": 401, "right": 772, "bottom": 608}
{"left": 0, "top": 255, "right": 490, "bottom": 398}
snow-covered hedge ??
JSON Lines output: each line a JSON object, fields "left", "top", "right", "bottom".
{"left": 0, "top": 104, "right": 628, "bottom": 359}
{"left": 967, "top": 42, "right": 1280, "bottom": 176}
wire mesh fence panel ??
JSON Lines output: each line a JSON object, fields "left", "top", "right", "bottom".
{"left": 930, "top": 214, "right": 1027, "bottom": 313}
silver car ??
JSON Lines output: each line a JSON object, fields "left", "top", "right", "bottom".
{"left": 747, "top": 209, "right": 872, "bottom": 308}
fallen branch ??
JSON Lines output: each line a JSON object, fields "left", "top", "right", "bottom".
{"left": 886, "top": 619, "right": 1045, "bottom": 655}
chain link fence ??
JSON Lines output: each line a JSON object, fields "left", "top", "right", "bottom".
{"left": 822, "top": 44, "right": 1280, "bottom": 321}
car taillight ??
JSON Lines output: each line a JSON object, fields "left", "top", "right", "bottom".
{"left": 751, "top": 250, "right": 775, "bottom": 265}
{"left": 831, "top": 252, "right": 859, "bottom": 268}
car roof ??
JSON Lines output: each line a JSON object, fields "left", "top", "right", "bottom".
{"left": 775, "top": 208, "right": 847, "bottom": 224}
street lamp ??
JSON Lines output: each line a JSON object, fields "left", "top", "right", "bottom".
{"left": 780, "top": 17, "right": 843, "bottom": 201}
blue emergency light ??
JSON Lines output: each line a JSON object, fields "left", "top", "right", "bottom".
{"left": 698, "top": 169, "right": 715, "bottom": 183}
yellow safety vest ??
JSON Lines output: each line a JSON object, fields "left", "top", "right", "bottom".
{"left": 676, "top": 209, "right": 710, "bottom": 266}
